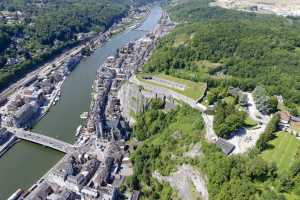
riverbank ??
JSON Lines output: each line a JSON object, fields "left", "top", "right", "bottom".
{"left": 0, "top": 135, "right": 18, "bottom": 158}
{"left": 0, "top": 5, "right": 164, "bottom": 199}
{"left": 0, "top": 5, "right": 151, "bottom": 159}
{"left": 16, "top": 7, "right": 173, "bottom": 200}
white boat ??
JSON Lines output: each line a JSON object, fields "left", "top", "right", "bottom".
{"left": 76, "top": 125, "right": 82, "bottom": 137}
{"left": 80, "top": 112, "right": 88, "bottom": 119}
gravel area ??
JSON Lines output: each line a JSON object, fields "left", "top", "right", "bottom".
{"left": 227, "top": 92, "right": 271, "bottom": 154}
{"left": 153, "top": 165, "right": 208, "bottom": 200}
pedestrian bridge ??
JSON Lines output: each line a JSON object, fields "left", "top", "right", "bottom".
{"left": 5, "top": 127, "right": 75, "bottom": 154}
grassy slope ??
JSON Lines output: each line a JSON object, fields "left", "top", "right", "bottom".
{"left": 137, "top": 73, "right": 207, "bottom": 100}
{"left": 261, "top": 132, "right": 300, "bottom": 174}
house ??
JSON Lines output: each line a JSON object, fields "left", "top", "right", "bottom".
{"left": 93, "top": 157, "right": 114, "bottom": 187}
{"left": 13, "top": 102, "right": 39, "bottom": 127}
{"left": 26, "top": 182, "right": 53, "bottom": 200}
{"left": 66, "top": 174, "right": 85, "bottom": 191}
{"left": 216, "top": 138, "right": 235, "bottom": 155}
{"left": 107, "top": 117, "right": 129, "bottom": 140}
{"left": 0, "top": 97, "right": 8, "bottom": 107}
{"left": 81, "top": 187, "right": 98, "bottom": 198}
{"left": 291, "top": 116, "right": 300, "bottom": 123}
{"left": 280, "top": 111, "right": 291, "bottom": 124}
{"left": 46, "top": 191, "right": 75, "bottom": 200}
{"left": 51, "top": 159, "right": 75, "bottom": 183}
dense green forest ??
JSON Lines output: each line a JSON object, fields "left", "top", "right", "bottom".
{"left": 145, "top": 0, "right": 300, "bottom": 115}
{"left": 125, "top": 99, "right": 300, "bottom": 200}
{"left": 0, "top": 0, "right": 155, "bottom": 90}
{"left": 213, "top": 101, "right": 246, "bottom": 139}
{"left": 125, "top": 100, "right": 204, "bottom": 199}
{"left": 123, "top": 0, "right": 300, "bottom": 199}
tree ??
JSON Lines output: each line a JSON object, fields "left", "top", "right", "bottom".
{"left": 0, "top": 31, "right": 10, "bottom": 54}
{"left": 253, "top": 86, "right": 277, "bottom": 114}
{"left": 213, "top": 101, "right": 246, "bottom": 139}
{"left": 216, "top": 179, "right": 257, "bottom": 200}
{"left": 256, "top": 114, "right": 279, "bottom": 151}
{"left": 268, "top": 96, "right": 278, "bottom": 113}
{"left": 0, "top": 55, "right": 7, "bottom": 68}
{"left": 133, "top": 99, "right": 168, "bottom": 141}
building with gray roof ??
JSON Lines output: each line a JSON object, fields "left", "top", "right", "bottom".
{"left": 216, "top": 138, "right": 235, "bottom": 155}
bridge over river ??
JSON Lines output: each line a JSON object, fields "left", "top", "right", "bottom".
{"left": 5, "top": 127, "right": 75, "bottom": 154}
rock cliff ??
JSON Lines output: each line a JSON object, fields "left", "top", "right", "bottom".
{"left": 117, "top": 82, "right": 147, "bottom": 125}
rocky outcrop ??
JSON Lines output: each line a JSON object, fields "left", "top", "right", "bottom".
{"left": 212, "top": 0, "right": 300, "bottom": 17}
{"left": 117, "top": 82, "right": 148, "bottom": 125}
{"left": 130, "top": 75, "right": 205, "bottom": 112}
{"left": 153, "top": 164, "right": 209, "bottom": 200}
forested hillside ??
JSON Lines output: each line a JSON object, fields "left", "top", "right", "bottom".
{"left": 0, "top": 0, "right": 155, "bottom": 90}
{"left": 122, "top": 0, "right": 300, "bottom": 199}
{"left": 125, "top": 100, "right": 300, "bottom": 200}
{"left": 146, "top": 0, "right": 300, "bottom": 114}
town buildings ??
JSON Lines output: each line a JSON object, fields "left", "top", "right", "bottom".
{"left": 0, "top": 53, "right": 82, "bottom": 128}
{"left": 4, "top": 10, "right": 173, "bottom": 200}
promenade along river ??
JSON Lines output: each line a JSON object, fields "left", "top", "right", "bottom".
{"left": 0, "top": 6, "right": 162, "bottom": 199}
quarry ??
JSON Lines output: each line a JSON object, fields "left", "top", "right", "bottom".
{"left": 212, "top": 0, "right": 300, "bottom": 16}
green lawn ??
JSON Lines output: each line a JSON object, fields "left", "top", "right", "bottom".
{"left": 261, "top": 132, "right": 300, "bottom": 174}
{"left": 173, "top": 33, "right": 190, "bottom": 47}
{"left": 285, "top": 193, "right": 300, "bottom": 200}
{"left": 137, "top": 73, "right": 207, "bottom": 100}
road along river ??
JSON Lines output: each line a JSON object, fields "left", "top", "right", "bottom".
{"left": 0, "top": 5, "right": 162, "bottom": 199}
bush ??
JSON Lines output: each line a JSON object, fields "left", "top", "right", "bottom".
{"left": 133, "top": 99, "right": 169, "bottom": 141}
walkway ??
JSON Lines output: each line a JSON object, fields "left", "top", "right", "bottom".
{"left": 130, "top": 76, "right": 274, "bottom": 154}
{"left": 130, "top": 75, "right": 205, "bottom": 112}
{"left": 130, "top": 75, "right": 217, "bottom": 141}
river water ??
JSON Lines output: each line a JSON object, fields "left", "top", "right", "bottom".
{"left": 0, "top": 6, "right": 162, "bottom": 199}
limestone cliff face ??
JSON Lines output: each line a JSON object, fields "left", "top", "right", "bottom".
{"left": 117, "top": 82, "right": 147, "bottom": 126}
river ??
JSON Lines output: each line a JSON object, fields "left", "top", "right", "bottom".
{"left": 0, "top": 5, "right": 162, "bottom": 199}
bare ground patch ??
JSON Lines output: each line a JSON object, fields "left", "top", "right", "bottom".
{"left": 153, "top": 164, "right": 208, "bottom": 200}
{"left": 212, "top": 0, "right": 300, "bottom": 16}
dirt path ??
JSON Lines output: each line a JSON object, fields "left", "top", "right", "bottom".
{"left": 202, "top": 112, "right": 217, "bottom": 142}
